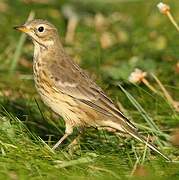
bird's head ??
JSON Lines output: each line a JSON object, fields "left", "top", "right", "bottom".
{"left": 14, "top": 19, "right": 59, "bottom": 49}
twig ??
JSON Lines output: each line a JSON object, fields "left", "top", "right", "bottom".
{"left": 152, "top": 73, "right": 179, "bottom": 112}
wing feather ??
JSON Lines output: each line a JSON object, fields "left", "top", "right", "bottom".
{"left": 47, "top": 58, "right": 136, "bottom": 130}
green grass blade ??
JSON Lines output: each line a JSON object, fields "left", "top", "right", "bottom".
{"left": 9, "top": 11, "right": 35, "bottom": 74}
{"left": 118, "top": 84, "right": 160, "bottom": 133}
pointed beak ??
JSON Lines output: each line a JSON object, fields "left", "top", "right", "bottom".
{"left": 14, "top": 25, "right": 30, "bottom": 33}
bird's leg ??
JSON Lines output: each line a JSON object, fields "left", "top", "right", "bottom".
{"left": 67, "top": 134, "right": 81, "bottom": 155}
{"left": 68, "top": 127, "right": 84, "bottom": 149}
{"left": 52, "top": 133, "right": 69, "bottom": 150}
{"left": 52, "top": 123, "right": 73, "bottom": 150}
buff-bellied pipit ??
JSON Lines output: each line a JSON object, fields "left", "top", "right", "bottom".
{"left": 14, "top": 19, "right": 170, "bottom": 161}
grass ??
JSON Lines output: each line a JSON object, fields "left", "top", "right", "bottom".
{"left": 0, "top": 0, "right": 179, "bottom": 179}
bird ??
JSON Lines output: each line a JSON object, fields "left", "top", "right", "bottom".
{"left": 14, "top": 19, "right": 170, "bottom": 161}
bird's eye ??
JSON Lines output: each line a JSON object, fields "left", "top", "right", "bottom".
{"left": 38, "top": 26, "right": 44, "bottom": 32}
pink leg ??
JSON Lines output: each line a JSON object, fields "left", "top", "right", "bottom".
{"left": 52, "top": 123, "right": 73, "bottom": 150}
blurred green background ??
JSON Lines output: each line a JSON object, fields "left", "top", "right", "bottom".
{"left": 0, "top": 0, "right": 179, "bottom": 179}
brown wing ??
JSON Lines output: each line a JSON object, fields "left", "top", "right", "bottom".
{"left": 47, "top": 57, "right": 136, "bottom": 130}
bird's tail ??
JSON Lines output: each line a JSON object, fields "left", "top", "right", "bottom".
{"left": 105, "top": 120, "right": 171, "bottom": 161}
{"left": 127, "top": 130, "right": 171, "bottom": 162}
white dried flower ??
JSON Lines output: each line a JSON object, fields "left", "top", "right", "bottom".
{"left": 100, "top": 32, "right": 115, "bottom": 49}
{"left": 128, "top": 68, "right": 147, "bottom": 83}
{"left": 157, "top": 2, "right": 170, "bottom": 14}
{"left": 94, "top": 13, "right": 108, "bottom": 31}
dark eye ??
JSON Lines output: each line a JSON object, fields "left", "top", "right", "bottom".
{"left": 38, "top": 26, "right": 44, "bottom": 32}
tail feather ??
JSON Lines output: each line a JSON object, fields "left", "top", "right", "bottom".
{"left": 127, "top": 131, "right": 171, "bottom": 162}
{"left": 106, "top": 120, "right": 171, "bottom": 161}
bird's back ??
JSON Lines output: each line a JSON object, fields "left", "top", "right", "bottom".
{"left": 34, "top": 46, "right": 136, "bottom": 132}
